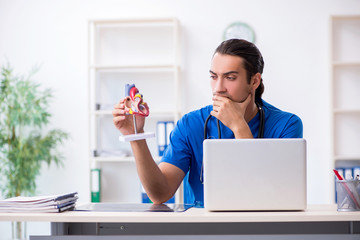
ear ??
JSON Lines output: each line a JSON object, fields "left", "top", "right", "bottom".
{"left": 250, "top": 73, "right": 261, "bottom": 91}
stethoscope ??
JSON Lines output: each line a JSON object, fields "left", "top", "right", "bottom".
{"left": 200, "top": 100, "right": 265, "bottom": 183}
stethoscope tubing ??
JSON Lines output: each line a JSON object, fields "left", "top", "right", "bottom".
{"left": 200, "top": 101, "right": 265, "bottom": 183}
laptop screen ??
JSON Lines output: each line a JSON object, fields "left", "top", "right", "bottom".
{"left": 203, "top": 139, "right": 307, "bottom": 211}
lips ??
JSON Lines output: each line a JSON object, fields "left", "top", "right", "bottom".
{"left": 124, "top": 84, "right": 150, "bottom": 117}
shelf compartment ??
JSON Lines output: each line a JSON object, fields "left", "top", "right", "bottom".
{"left": 99, "top": 161, "right": 141, "bottom": 202}
{"left": 92, "top": 114, "right": 168, "bottom": 159}
{"left": 93, "top": 115, "right": 132, "bottom": 154}
{"left": 334, "top": 114, "right": 360, "bottom": 157}
{"left": 332, "top": 65, "right": 360, "bottom": 110}
{"left": 331, "top": 17, "right": 360, "bottom": 63}
{"left": 93, "top": 71, "right": 177, "bottom": 114}
{"left": 94, "top": 24, "right": 176, "bottom": 66}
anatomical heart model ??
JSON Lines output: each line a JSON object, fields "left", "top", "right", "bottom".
{"left": 119, "top": 84, "right": 155, "bottom": 142}
{"left": 124, "top": 84, "right": 149, "bottom": 117}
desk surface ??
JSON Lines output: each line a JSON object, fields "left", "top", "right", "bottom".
{"left": 0, "top": 204, "right": 359, "bottom": 223}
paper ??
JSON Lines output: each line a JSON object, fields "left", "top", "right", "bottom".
{"left": 0, "top": 192, "right": 78, "bottom": 213}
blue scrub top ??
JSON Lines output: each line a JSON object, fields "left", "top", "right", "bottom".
{"left": 160, "top": 99, "right": 303, "bottom": 207}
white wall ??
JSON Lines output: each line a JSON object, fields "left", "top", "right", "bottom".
{"left": 0, "top": 0, "right": 360, "bottom": 238}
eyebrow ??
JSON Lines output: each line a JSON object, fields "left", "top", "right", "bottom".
{"left": 209, "top": 70, "right": 239, "bottom": 76}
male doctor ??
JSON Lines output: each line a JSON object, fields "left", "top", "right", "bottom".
{"left": 112, "top": 39, "right": 303, "bottom": 207}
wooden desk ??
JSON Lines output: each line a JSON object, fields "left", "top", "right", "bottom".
{"left": 1, "top": 204, "right": 360, "bottom": 239}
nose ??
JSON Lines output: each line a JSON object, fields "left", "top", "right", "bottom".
{"left": 213, "top": 77, "right": 226, "bottom": 95}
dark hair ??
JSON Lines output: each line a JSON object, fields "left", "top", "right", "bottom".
{"left": 214, "top": 39, "right": 265, "bottom": 99}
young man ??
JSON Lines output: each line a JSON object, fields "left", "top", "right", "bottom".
{"left": 112, "top": 39, "right": 303, "bottom": 207}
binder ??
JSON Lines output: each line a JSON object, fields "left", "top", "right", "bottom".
{"left": 91, "top": 168, "right": 101, "bottom": 202}
{"left": 157, "top": 121, "right": 166, "bottom": 156}
{"left": 157, "top": 121, "right": 175, "bottom": 157}
{"left": 353, "top": 167, "right": 360, "bottom": 179}
{"left": 344, "top": 168, "right": 353, "bottom": 180}
{"left": 334, "top": 168, "right": 344, "bottom": 203}
{"left": 166, "top": 121, "right": 174, "bottom": 145}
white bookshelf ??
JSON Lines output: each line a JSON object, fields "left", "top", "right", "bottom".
{"left": 88, "top": 18, "right": 181, "bottom": 202}
{"left": 330, "top": 15, "right": 360, "bottom": 183}
{"left": 330, "top": 15, "right": 360, "bottom": 163}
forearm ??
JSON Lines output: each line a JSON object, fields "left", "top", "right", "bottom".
{"left": 130, "top": 140, "right": 172, "bottom": 203}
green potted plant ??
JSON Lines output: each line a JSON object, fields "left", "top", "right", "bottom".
{"left": 0, "top": 65, "right": 69, "bottom": 239}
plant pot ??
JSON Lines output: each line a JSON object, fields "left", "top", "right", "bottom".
{"left": 12, "top": 221, "right": 27, "bottom": 240}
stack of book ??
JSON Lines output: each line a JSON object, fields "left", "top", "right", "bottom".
{"left": 0, "top": 192, "right": 78, "bottom": 213}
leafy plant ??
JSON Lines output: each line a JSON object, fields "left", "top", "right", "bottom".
{"left": 0, "top": 64, "right": 69, "bottom": 198}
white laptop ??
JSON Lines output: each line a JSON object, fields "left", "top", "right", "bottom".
{"left": 203, "top": 139, "right": 307, "bottom": 211}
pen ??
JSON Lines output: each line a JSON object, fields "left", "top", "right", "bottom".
{"left": 333, "top": 169, "right": 344, "bottom": 180}
{"left": 333, "top": 169, "right": 360, "bottom": 209}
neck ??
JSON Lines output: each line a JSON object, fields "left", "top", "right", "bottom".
{"left": 245, "top": 102, "right": 259, "bottom": 123}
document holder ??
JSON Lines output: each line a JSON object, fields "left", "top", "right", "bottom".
{"left": 336, "top": 179, "right": 360, "bottom": 211}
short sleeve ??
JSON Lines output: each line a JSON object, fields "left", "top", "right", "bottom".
{"left": 160, "top": 116, "right": 192, "bottom": 174}
{"left": 280, "top": 115, "right": 303, "bottom": 138}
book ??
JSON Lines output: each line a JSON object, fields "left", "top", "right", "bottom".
{"left": 0, "top": 192, "right": 78, "bottom": 213}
